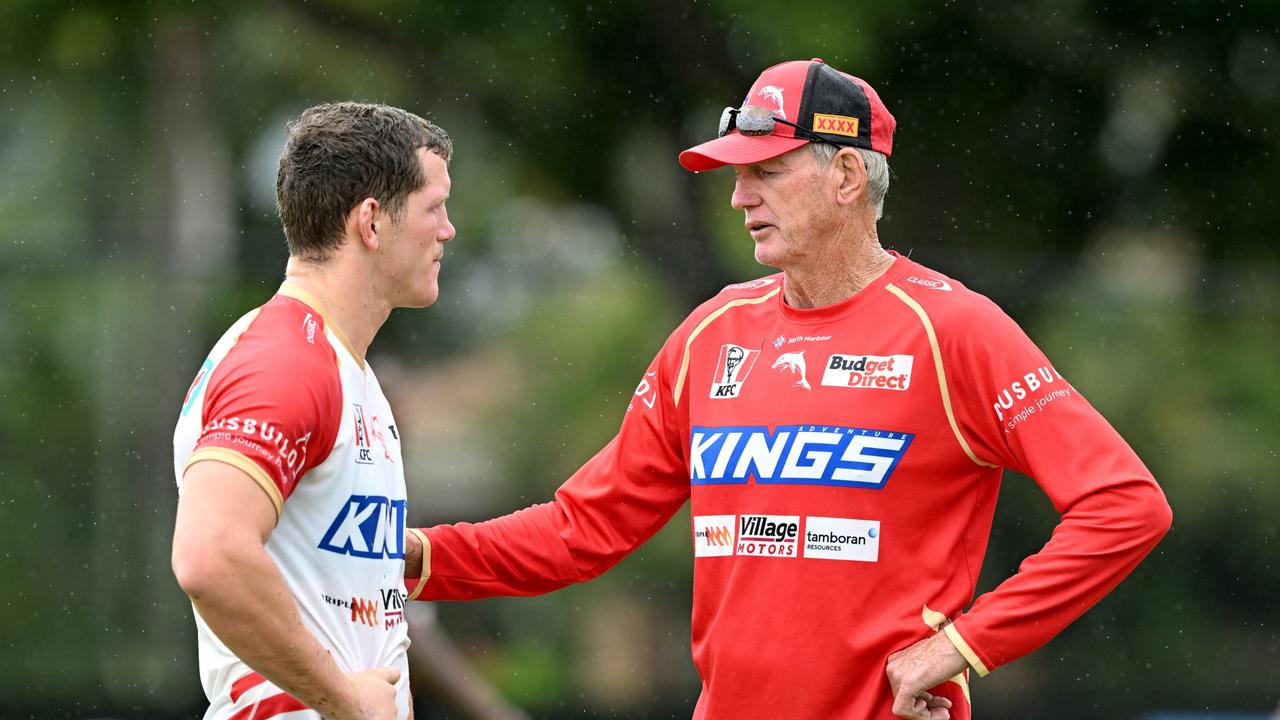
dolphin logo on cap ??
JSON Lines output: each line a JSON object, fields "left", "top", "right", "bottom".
{"left": 758, "top": 85, "right": 786, "bottom": 119}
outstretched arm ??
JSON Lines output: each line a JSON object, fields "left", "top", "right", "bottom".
{"left": 408, "top": 340, "right": 692, "bottom": 601}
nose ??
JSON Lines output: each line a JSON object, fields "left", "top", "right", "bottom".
{"left": 730, "top": 173, "right": 759, "bottom": 211}
{"left": 439, "top": 209, "right": 457, "bottom": 243}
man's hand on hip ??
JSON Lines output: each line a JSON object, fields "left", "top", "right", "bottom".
{"left": 333, "top": 666, "right": 401, "bottom": 720}
{"left": 885, "top": 630, "right": 968, "bottom": 720}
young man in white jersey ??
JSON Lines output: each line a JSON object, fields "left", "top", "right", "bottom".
{"left": 171, "top": 102, "right": 455, "bottom": 720}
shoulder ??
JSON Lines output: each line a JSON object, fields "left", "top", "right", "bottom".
{"left": 885, "top": 260, "right": 1013, "bottom": 336}
{"left": 677, "top": 273, "right": 784, "bottom": 332}
{"left": 204, "top": 294, "right": 343, "bottom": 419}
{"left": 884, "top": 258, "right": 1041, "bottom": 365}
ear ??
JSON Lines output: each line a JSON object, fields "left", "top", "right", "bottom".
{"left": 348, "top": 197, "right": 382, "bottom": 251}
{"left": 833, "top": 148, "right": 867, "bottom": 207}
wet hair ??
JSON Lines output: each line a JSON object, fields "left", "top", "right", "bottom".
{"left": 276, "top": 102, "right": 453, "bottom": 261}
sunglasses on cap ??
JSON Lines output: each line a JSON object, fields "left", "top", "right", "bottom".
{"left": 718, "top": 105, "right": 838, "bottom": 147}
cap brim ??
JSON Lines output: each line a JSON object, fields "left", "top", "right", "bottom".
{"left": 678, "top": 132, "right": 809, "bottom": 172}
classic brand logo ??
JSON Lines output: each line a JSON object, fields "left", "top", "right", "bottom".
{"left": 693, "top": 515, "right": 736, "bottom": 557}
{"left": 710, "top": 344, "right": 761, "bottom": 399}
{"left": 689, "top": 425, "right": 914, "bottom": 489}
{"left": 802, "top": 516, "right": 880, "bottom": 562}
{"left": 813, "top": 113, "right": 860, "bottom": 138}
{"left": 725, "top": 278, "right": 777, "bottom": 291}
{"left": 737, "top": 514, "right": 799, "bottom": 558}
{"left": 318, "top": 495, "right": 407, "bottom": 559}
{"left": 905, "top": 275, "right": 953, "bottom": 291}
{"left": 821, "top": 354, "right": 914, "bottom": 391}
{"left": 302, "top": 312, "right": 319, "bottom": 344}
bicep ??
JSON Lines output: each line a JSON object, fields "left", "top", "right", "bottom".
{"left": 174, "top": 460, "right": 279, "bottom": 563}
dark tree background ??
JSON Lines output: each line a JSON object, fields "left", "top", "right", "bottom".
{"left": 1, "top": 1, "right": 1276, "bottom": 718}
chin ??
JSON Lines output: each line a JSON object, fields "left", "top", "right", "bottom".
{"left": 403, "top": 285, "right": 439, "bottom": 309}
{"left": 753, "top": 250, "right": 785, "bottom": 270}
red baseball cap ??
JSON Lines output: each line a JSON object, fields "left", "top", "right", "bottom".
{"left": 679, "top": 58, "right": 896, "bottom": 172}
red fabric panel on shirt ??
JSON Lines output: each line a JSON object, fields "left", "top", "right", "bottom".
{"left": 193, "top": 294, "right": 342, "bottom": 501}
{"left": 227, "top": 691, "right": 309, "bottom": 720}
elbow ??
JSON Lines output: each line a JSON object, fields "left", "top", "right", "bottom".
{"left": 172, "top": 531, "right": 230, "bottom": 601}
{"left": 1150, "top": 486, "right": 1173, "bottom": 540}
{"left": 1135, "top": 479, "right": 1173, "bottom": 547}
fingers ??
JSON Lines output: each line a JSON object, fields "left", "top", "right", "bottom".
{"left": 891, "top": 688, "right": 926, "bottom": 719}
{"left": 892, "top": 689, "right": 952, "bottom": 720}
{"left": 374, "top": 666, "right": 401, "bottom": 685}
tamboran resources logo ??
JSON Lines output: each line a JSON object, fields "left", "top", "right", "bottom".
{"left": 693, "top": 514, "right": 879, "bottom": 562}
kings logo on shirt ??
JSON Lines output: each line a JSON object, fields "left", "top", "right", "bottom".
{"left": 318, "top": 495, "right": 406, "bottom": 559}
{"left": 690, "top": 425, "right": 914, "bottom": 489}
{"left": 710, "top": 344, "right": 760, "bottom": 399}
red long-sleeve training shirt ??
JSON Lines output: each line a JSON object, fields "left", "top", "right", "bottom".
{"left": 410, "top": 253, "right": 1171, "bottom": 719}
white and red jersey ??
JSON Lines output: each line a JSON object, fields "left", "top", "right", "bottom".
{"left": 174, "top": 283, "right": 412, "bottom": 720}
{"left": 412, "top": 253, "right": 1171, "bottom": 719}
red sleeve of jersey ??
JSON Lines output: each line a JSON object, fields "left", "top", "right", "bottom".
{"left": 940, "top": 297, "right": 1171, "bottom": 676}
{"left": 184, "top": 297, "right": 343, "bottom": 517}
{"left": 410, "top": 330, "right": 691, "bottom": 601}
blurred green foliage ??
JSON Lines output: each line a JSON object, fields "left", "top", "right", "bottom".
{"left": 1, "top": 1, "right": 1277, "bottom": 718}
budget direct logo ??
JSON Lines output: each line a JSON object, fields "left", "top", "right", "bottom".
{"left": 318, "top": 495, "right": 406, "bottom": 559}
{"left": 802, "top": 517, "right": 880, "bottom": 563}
{"left": 737, "top": 514, "right": 799, "bottom": 557}
{"left": 821, "top": 354, "right": 914, "bottom": 391}
{"left": 693, "top": 515, "right": 736, "bottom": 557}
{"left": 690, "top": 425, "right": 914, "bottom": 489}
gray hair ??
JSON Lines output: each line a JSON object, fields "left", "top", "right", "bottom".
{"left": 810, "top": 144, "right": 890, "bottom": 220}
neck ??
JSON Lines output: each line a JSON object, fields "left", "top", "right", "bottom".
{"left": 782, "top": 221, "right": 895, "bottom": 309}
{"left": 283, "top": 255, "right": 390, "bottom": 364}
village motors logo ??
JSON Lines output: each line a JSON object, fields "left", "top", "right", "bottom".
{"left": 318, "top": 495, "right": 406, "bottom": 559}
{"left": 692, "top": 515, "right": 736, "bottom": 557}
{"left": 737, "top": 514, "right": 799, "bottom": 557}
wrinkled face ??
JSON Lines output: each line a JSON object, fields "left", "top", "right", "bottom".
{"left": 376, "top": 148, "right": 455, "bottom": 308}
{"left": 731, "top": 146, "right": 839, "bottom": 271}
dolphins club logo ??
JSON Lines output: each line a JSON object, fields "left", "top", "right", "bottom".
{"left": 758, "top": 85, "right": 786, "bottom": 119}
{"left": 772, "top": 350, "right": 811, "bottom": 390}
